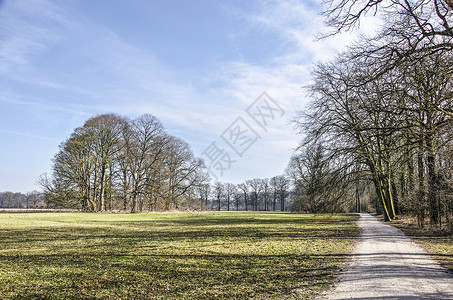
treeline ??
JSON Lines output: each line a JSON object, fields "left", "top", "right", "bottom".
{"left": 40, "top": 113, "right": 292, "bottom": 212}
{"left": 0, "top": 191, "right": 46, "bottom": 209}
{"left": 291, "top": 1, "right": 453, "bottom": 227}
{"left": 209, "top": 177, "right": 290, "bottom": 211}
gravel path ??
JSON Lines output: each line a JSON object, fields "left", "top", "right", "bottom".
{"left": 324, "top": 213, "right": 453, "bottom": 299}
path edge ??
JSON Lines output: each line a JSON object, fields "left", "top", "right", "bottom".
{"left": 318, "top": 213, "right": 363, "bottom": 299}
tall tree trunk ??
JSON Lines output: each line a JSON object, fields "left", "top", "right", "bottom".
{"left": 99, "top": 165, "right": 106, "bottom": 211}
{"left": 273, "top": 193, "right": 277, "bottom": 211}
{"left": 385, "top": 171, "right": 397, "bottom": 219}
{"left": 368, "top": 159, "right": 394, "bottom": 221}
{"left": 131, "top": 187, "right": 138, "bottom": 213}
{"left": 426, "top": 133, "right": 440, "bottom": 226}
{"left": 122, "top": 170, "right": 128, "bottom": 211}
{"left": 417, "top": 144, "right": 426, "bottom": 228}
{"left": 281, "top": 193, "right": 285, "bottom": 211}
{"left": 392, "top": 174, "right": 399, "bottom": 215}
{"left": 373, "top": 175, "right": 391, "bottom": 221}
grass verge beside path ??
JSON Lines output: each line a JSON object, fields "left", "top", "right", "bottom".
{"left": 0, "top": 212, "right": 359, "bottom": 299}
{"left": 392, "top": 216, "right": 453, "bottom": 272}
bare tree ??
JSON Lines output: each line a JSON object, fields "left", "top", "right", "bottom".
{"left": 246, "top": 179, "right": 262, "bottom": 211}
{"left": 238, "top": 183, "right": 249, "bottom": 211}
{"left": 125, "top": 114, "right": 167, "bottom": 213}
{"left": 213, "top": 182, "right": 224, "bottom": 211}
{"left": 83, "top": 114, "right": 126, "bottom": 211}
{"left": 224, "top": 183, "right": 237, "bottom": 211}
{"left": 323, "top": 0, "right": 453, "bottom": 47}
{"left": 197, "top": 183, "right": 211, "bottom": 211}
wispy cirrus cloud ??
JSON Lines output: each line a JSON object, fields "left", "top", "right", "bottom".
{"left": 0, "top": 0, "right": 374, "bottom": 190}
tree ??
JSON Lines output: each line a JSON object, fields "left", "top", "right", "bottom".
{"left": 213, "top": 182, "right": 224, "bottom": 211}
{"left": 125, "top": 114, "right": 167, "bottom": 212}
{"left": 260, "top": 178, "right": 270, "bottom": 211}
{"left": 83, "top": 114, "right": 126, "bottom": 211}
{"left": 224, "top": 183, "right": 237, "bottom": 211}
{"left": 197, "top": 183, "right": 211, "bottom": 211}
{"left": 163, "top": 136, "right": 207, "bottom": 210}
{"left": 246, "top": 179, "right": 262, "bottom": 211}
{"left": 238, "top": 183, "right": 249, "bottom": 211}
{"left": 397, "top": 54, "right": 453, "bottom": 225}
{"left": 51, "top": 127, "right": 97, "bottom": 210}
{"left": 298, "top": 54, "right": 403, "bottom": 219}
{"left": 0, "top": 192, "right": 14, "bottom": 208}
{"left": 270, "top": 176, "right": 289, "bottom": 211}
{"left": 323, "top": 0, "right": 453, "bottom": 54}
{"left": 287, "top": 144, "right": 351, "bottom": 213}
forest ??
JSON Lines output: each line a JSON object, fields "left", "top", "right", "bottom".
{"left": 0, "top": 191, "right": 45, "bottom": 209}
{"left": 289, "top": 0, "right": 453, "bottom": 227}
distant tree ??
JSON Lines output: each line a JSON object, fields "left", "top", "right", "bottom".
{"left": 1, "top": 192, "right": 14, "bottom": 208}
{"left": 238, "top": 183, "right": 249, "bottom": 211}
{"left": 287, "top": 144, "right": 351, "bottom": 213}
{"left": 260, "top": 178, "right": 270, "bottom": 211}
{"left": 270, "top": 175, "right": 290, "bottom": 211}
{"left": 213, "top": 182, "right": 224, "bottom": 211}
{"left": 234, "top": 189, "right": 241, "bottom": 211}
{"left": 163, "top": 136, "right": 207, "bottom": 210}
{"left": 247, "top": 179, "right": 262, "bottom": 211}
{"left": 224, "top": 183, "right": 237, "bottom": 211}
{"left": 197, "top": 183, "right": 211, "bottom": 211}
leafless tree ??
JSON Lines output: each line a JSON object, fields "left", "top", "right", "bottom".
{"left": 224, "top": 183, "right": 237, "bottom": 211}
{"left": 238, "top": 183, "right": 249, "bottom": 211}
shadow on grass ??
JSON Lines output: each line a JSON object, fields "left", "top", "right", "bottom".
{"left": 0, "top": 251, "right": 350, "bottom": 299}
{"left": 0, "top": 213, "right": 359, "bottom": 299}
{"left": 0, "top": 213, "right": 359, "bottom": 243}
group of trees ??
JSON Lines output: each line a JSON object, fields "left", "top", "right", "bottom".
{"left": 40, "top": 114, "right": 209, "bottom": 212}
{"left": 287, "top": 144, "right": 354, "bottom": 213}
{"left": 209, "top": 176, "right": 290, "bottom": 211}
{"left": 291, "top": 0, "right": 453, "bottom": 226}
{"left": 0, "top": 191, "right": 46, "bottom": 209}
{"left": 40, "top": 113, "right": 290, "bottom": 213}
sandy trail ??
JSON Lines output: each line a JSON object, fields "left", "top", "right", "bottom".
{"left": 324, "top": 213, "right": 453, "bottom": 300}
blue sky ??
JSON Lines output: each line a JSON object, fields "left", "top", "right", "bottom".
{"left": 0, "top": 0, "right": 376, "bottom": 192}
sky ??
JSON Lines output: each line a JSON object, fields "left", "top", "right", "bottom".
{"left": 0, "top": 0, "right": 377, "bottom": 193}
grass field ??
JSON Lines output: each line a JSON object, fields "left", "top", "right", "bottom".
{"left": 0, "top": 212, "right": 359, "bottom": 299}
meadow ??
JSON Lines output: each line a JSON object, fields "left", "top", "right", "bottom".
{"left": 0, "top": 212, "right": 358, "bottom": 299}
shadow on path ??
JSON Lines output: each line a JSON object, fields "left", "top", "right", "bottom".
{"left": 324, "top": 214, "right": 453, "bottom": 300}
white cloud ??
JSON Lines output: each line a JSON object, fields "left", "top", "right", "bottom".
{"left": 0, "top": 0, "right": 375, "bottom": 191}
{"left": 0, "top": 129, "right": 57, "bottom": 143}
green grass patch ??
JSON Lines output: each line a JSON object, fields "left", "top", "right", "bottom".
{"left": 392, "top": 216, "right": 453, "bottom": 272}
{"left": 0, "top": 212, "right": 359, "bottom": 299}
